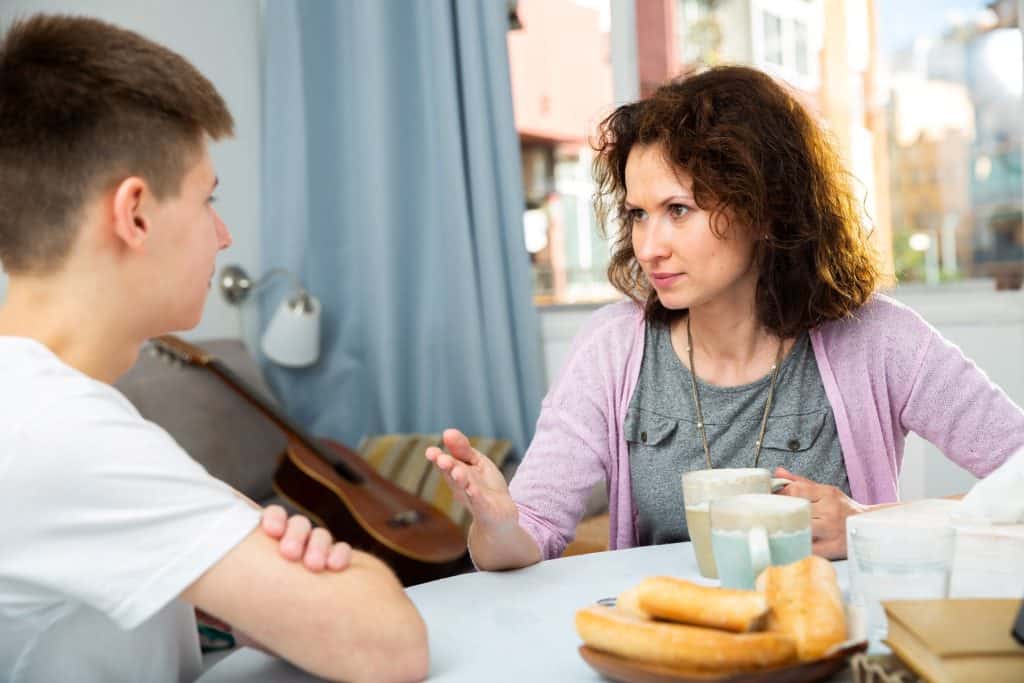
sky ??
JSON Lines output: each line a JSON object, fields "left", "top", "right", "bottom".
{"left": 876, "top": 0, "right": 995, "bottom": 54}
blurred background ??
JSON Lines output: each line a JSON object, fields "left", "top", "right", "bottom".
{"left": 513, "top": 0, "right": 1022, "bottom": 301}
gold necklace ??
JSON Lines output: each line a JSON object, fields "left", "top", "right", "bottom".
{"left": 685, "top": 316, "right": 785, "bottom": 469}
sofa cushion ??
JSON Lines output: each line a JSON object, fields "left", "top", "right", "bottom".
{"left": 115, "top": 339, "right": 287, "bottom": 502}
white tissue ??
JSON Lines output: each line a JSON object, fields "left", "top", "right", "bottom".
{"left": 957, "top": 448, "right": 1024, "bottom": 524}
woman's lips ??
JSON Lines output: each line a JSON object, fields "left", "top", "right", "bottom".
{"left": 650, "top": 272, "right": 685, "bottom": 288}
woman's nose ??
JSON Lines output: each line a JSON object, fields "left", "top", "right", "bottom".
{"left": 634, "top": 220, "right": 671, "bottom": 261}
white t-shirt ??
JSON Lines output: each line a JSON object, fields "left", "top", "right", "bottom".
{"left": 0, "top": 337, "right": 261, "bottom": 682}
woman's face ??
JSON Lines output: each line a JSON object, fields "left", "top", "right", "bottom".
{"left": 626, "top": 144, "right": 758, "bottom": 312}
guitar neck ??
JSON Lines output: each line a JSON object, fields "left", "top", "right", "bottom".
{"left": 205, "top": 359, "right": 363, "bottom": 484}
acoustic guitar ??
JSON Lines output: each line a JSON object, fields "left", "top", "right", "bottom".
{"left": 150, "top": 335, "right": 469, "bottom": 586}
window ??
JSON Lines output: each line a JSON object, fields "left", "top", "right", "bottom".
{"left": 884, "top": 0, "right": 1022, "bottom": 285}
{"left": 507, "top": 0, "right": 618, "bottom": 304}
{"left": 677, "top": 0, "right": 719, "bottom": 66}
{"left": 763, "top": 12, "right": 784, "bottom": 65}
{"left": 509, "top": 0, "right": 1024, "bottom": 303}
{"left": 793, "top": 19, "right": 809, "bottom": 75}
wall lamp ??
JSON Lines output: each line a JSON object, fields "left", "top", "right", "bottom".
{"left": 218, "top": 264, "right": 321, "bottom": 367}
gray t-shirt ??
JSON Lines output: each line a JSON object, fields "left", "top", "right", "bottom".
{"left": 627, "top": 321, "right": 850, "bottom": 545}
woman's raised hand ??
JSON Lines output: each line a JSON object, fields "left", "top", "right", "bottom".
{"left": 773, "top": 466, "right": 866, "bottom": 559}
{"left": 424, "top": 428, "right": 519, "bottom": 531}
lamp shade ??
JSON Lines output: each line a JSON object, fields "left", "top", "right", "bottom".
{"left": 261, "top": 293, "right": 321, "bottom": 367}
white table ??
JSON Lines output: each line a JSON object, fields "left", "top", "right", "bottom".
{"left": 198, "top": 542, "right": 855, "bottom": 682}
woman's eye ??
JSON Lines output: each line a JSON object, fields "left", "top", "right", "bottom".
{"left": 625, "top": 208, "right": 646, "bottom": 223}
{"left": 669, "top": 204, "right": 690, "bottom": 219}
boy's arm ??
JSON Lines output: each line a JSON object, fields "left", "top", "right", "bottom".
{"left": 181, "top": 530, "right": 428, "bottom": 683}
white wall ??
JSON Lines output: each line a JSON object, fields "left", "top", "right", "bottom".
{"left": 538, "top": 283, "right": 1024, "bottom": 500}
{"left": 0, "top": 0, "right": 263, "bottom": 340}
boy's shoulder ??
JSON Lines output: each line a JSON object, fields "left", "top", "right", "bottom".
{"left": 0, "top": 336, "right": 136, "bottom": 440}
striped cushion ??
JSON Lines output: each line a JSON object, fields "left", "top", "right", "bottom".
{"left": 356, "top": 433, "right": 512, "bottom": 530}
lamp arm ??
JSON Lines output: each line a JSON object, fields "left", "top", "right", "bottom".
{"left": 219, "top": 264, "right": 312, "bottom": 306}
{"left": 250, "top": 268, "right": 307, "bottom": 295}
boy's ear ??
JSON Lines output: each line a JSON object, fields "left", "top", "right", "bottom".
{"left": 110, "top": 177, "right": 150, "bottom": 249}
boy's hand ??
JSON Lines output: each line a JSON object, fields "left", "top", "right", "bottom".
{"left": 260, "top": 505, "right": 351, "bottom": 571}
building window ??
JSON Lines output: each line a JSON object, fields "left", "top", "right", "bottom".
{"left": 752, "top": 2, "right": 818, "bottom": 89}
{"left": 677, "top": 0, "right": 719, "bottom": 66}
{"left": 763, "top": 11, "right": 784, "bottom": 66}
{"left": 793, "top": 19, "right": 809, "bottom": 75}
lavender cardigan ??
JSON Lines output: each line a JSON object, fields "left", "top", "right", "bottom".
{"left": 509, "top": 295, "right": 1024, "bottom": 560}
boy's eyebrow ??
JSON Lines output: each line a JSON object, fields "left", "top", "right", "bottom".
{"left": 211, "top": 176, "right": 219, "bottom": 191}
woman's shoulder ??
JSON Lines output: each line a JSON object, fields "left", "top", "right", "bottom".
{"left": 585, "top": 298, "right": 645, "bottom": 329}
{"left": 549, "top": 299, "right": 645, "bottom": 387}
{"left": 817, "top": 291, "right": 931, "bottom": 342}
{"left": 572, "top": 299, "right": 645, "bottom": 351}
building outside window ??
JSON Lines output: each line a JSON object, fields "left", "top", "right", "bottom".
{"left": 763, "top": 11, "right": 784, "bottom": 65}
{"left": 509, "top": 0, "right": 1023, "bottom": 304}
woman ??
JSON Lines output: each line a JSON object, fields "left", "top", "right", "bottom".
{"left": 426, "top": 66, "right": 1024, "bottom": 570}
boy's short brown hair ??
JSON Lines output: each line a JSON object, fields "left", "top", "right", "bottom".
{"left": 0, "top": 14, "right": 234, "bottom": 274}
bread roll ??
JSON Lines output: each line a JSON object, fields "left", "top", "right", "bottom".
{"left": 756, "top": 555, "right": 848, "bottom": 660}
{"left": 575, "top": 605, "right": 797, "bottom": 672}
{"left": 635, "top": 576, "right": 769, "bottom": 632}
{"left": 615, "top": 585, "right": 650, "bottom": 619}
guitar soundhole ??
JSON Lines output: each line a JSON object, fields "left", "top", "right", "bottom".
{"left": 330, "top": 462, "right": 361, "bottom": 484}
{"left": 388, "top": 509, "right": 424, "bottom": 528}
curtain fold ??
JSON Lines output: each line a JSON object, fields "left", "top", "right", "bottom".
{"left": 260, "top": 0, "right": 544, "bottom": 458}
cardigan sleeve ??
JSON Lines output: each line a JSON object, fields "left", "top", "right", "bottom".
{"left": 507, "top": 307, "right": 626, "bottom": 560}
{"left": 898, "top": 317, "right": 1024, "bottom": 478}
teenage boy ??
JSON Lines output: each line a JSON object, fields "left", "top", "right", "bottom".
{"left": 0, "top": 14, "right": 427, "bottom": 683}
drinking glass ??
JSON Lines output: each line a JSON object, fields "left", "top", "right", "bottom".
{"left": 848, "top": 518, "right": 956, "bottom": 652}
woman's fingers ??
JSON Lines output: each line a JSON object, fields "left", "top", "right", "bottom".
{"left": 442, "top": 428, "right": 481, "bottom": 465}
{"left": 426, "top": 430, "right": 508, "bottom": 516}
{"left": 773, "top": 466, "right": 814, "bottom": 484}
{"left": 428, "top": 451, "right": 474, "bottom": 504}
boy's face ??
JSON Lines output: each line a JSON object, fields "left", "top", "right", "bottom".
{"left": 143, "top": 144, "right": 232, "bottom": 332}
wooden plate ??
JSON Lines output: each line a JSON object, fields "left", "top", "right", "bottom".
{"left": 578, "top": 641, "right": 868, "bottom": 683}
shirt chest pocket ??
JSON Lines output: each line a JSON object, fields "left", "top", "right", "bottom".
{"left": 761, "top": 411, "right": 827, "bottom": 454}
{"left": 624, "top": 409, "right": 679, "bottom": 449}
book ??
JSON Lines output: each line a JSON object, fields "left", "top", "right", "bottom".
{"left": 883, "top": 599, "right": 1024, "bottom": 683}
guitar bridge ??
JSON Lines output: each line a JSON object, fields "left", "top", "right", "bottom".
{"left": 387, "top": 509, "right": 424, "bottom": 528}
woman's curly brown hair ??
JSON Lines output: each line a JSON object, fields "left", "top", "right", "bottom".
{"left": 593, "top": 65, "right": 880, "bottom": 337}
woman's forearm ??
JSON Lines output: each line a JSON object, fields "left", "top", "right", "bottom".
{"left": 467, "top": 519, "right": 543, "bottom": 571}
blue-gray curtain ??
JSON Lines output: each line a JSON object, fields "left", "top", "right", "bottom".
{"left": 260, "top": 0, "right": 545, "bottom": 459}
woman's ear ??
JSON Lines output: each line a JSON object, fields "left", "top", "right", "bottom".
{"left": 110, "top": 176, "right": 149, "bottom": 249}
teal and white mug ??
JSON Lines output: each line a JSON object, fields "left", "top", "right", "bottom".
{"left": 710, "top": 494, "right": 812, "bottom": 590}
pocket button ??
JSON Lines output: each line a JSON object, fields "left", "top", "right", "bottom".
{"left": 787, "top": 438, "right": 801, "bottom": 452}
{"left": 641, "top": 431, "right": 648, "bottom": 443}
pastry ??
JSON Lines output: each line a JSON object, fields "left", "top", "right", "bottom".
{"left": 575, "top": 605, "right": 797, "bottom": 672}
{"left": 756, "top": 555, "right": 848, "bottom": 660}
{"left": 635, "top": 575, "right": 769, "bottom": 632}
